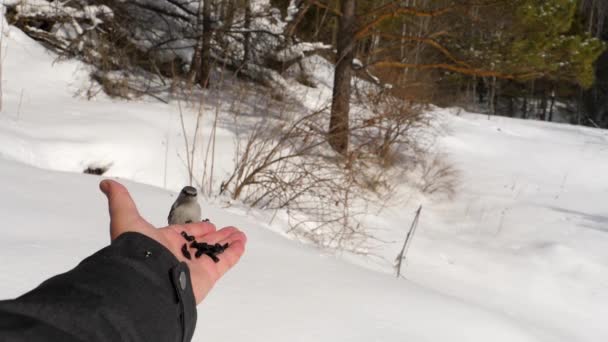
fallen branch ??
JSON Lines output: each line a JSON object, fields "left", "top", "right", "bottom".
{"left": 395, "top": 205, "right": 422, "bottom": 278}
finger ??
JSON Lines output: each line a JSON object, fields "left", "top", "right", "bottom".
{"left": 211, "top": 230, "right": 246, "bottom": 271}
{"left": 218, "top": 229, "right": 247, "bottom": 246}
{"left": 188, "top": 232, "right": 246, "bottom": 289}
{"left": 215, "top": 238, "right": 246, "bottom": 273}
{"left": 172, "top": 221, "right": 216, "bottom": 239}
{"left": 200, "top": 226, "right": 239, "bottom": 245}
{"left": 99, "top": 180, "right": 143, "bottom": 239}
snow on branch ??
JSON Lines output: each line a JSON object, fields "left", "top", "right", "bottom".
{"left": 274, "top": 42, "right": 331, "bottom": 62}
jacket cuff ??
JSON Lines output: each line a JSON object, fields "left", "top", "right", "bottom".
{"left": 109, "top": 232, "right": 197, "bottom": 342}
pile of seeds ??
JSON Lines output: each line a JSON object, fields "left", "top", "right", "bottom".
{"left": 180, "top": 231, "right": 228, "bottom": 263}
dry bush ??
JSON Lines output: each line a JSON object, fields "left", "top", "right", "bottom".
{"left": 351, "top": 82, "right": 461, "bottom": 199}
{"left": 417, "top": 153, "right": 459, "bottom": 198}
{"left": 349, "top": 80, "right": 434, "bottom": 170}
{"left": 7, "top": 1, "right": 176, "bottom": 100}
{"left": 219, "top": 104, "right": 380, "bottom": 252}
{"left": 89, "top": 72, "right": 133, "bottom": 99}
{"left": 6, "top": 0, "right": 328, "bottom": 100}
{"left": 220, "top": 109, "right": 326, "bottom": 203}
{"left": 217, "top": 79, "right": 458, "bottom": 251}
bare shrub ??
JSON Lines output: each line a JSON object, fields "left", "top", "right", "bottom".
{"left": 219, "top": 104, "right": 380, "bottom": 252}
{"left": 220, "top": 108, "right": 326, "bottom": 204}
{"left": 417, "top": 153, "right": 459, "bottom": 197}
{"left": 217, "top": 77, "right": 457, "bottom": 251}
{"left": 348, "top": 80, "right": 433, "bottom": 169}
{"left": 351, "top": 83, "right": 459, "bottom": 198}
{"left": 6, "top": 0, "right": 330, "bottom": 100}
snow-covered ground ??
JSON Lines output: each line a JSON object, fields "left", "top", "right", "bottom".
{"left": 1, "top": 13, "right": 608, "bottom": 342}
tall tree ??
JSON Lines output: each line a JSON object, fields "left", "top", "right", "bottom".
{"left": 329, "top": 0, "right": 356, "bottom": 155}
{"left": 243, "top": 0, "right": 252, "bottom": 66}
{"left": 581, "top": 0, "right": 608, "bottom": 127}
{"left": 200, "top": 0, "right": 213, "bottom": 88}
{"left": 323, "top": 0, "right": 605, "bottom": 154}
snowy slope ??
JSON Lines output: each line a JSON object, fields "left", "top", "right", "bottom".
{"left": 0, "top": 158, "right": 544, "bottom": 342}
{"left": 392, "top": 112, "right": 608, "bottom": 341}
{"left": 0, "top": 21, "right": 237, "bottom": 192}
{"left": 1, "top": 11, "right": 608, "bottom": 342}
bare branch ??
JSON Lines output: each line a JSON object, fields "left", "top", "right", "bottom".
{"left": 371, "top": 61, "right": 542, "bottom": 80}
{"left": 372, "top": 34, "right": 472, "bottom": 67}
{"left": 306, "top": 0, "right": 342, "bottom": 17}
{"left": 356, "top": 5, "right": 457, "bottom": 40}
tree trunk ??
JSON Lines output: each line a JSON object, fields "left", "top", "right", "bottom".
{"left": 199, "top": 0, "right": 213, "bottom": 88}
{"left": 243, "top": 0, "right": 251, "bottom": 66}
{"left": 488, "top": 77, "right": 496, "bottom": 115}
{"left": 222, "top": 0, "right": 236, "bottom": 30}
{"left": 540, "top": 89, "right": 548, "bottom": 120}
{"left": 492, "top": 77, "right": 498, "bottom": 115}
{"left": 329, "top": 0, "right": 356, "bottom": 156}
{"left": 188, "top": 1, "right": 204, "bottom": 86}
{"left": 530, "top": 80, "right": 536, "bottom": 119}
{"left": 472, "top": 76, "right": 477, "bottom": 105}
{"left": 284, "top": 1, "right": 311, "bottom": 40}
{"left": 548, "top": 89, "right": 556, "bottom": 122}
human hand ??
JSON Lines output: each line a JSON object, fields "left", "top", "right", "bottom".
{"left": 99, "top": 180, "right": 247, "bottom": 304}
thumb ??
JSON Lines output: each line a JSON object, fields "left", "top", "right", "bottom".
{"left": 99, "top": 179, "right": 144, "bottom": 240}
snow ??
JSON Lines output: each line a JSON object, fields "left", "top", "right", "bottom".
{"left": 0, "top": 158, "right": 541, "bottom": 342}
{"left": 397, "top": 110, "right": 608, "bottom": 341}
{"left": 1, "top": 10, "right": 608, "bottom": 342}
{"left": 0, "top": 21, "right": 237, "bottom": 193}
{"left": 11, "top": 0, "right": 112, "bottom": 23}
{"left": 274, "top": 42, "right": 331, "bottom": 62}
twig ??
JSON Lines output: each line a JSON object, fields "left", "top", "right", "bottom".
{"left": 190, "top": 94, "right": 204, "bottom": 189}
{"left": 395, "top": 205, "right": 422, "bottom": 278}
{"left": 16, "top": 89, "right": 24, "bottom": 120}
{"left": 177, "top": 99, "right": 193, "bottom": 185}
{"left": 587, "top": 117, "right": 601, "bottom": 128}
{"left": 209, "top": 61, "right": 227, "bottom": 195}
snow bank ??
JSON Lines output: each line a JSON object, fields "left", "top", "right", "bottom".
{"left": 1, "top": 11, "right": 607, "bottom": 342}
{"left": 0, "top": 158, "right": 543, "bottom": 342}
{"left": 0, "top": 18, "right": 236, "bottom": 192}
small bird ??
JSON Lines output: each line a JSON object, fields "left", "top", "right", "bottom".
{"left": 168, "top": 186, "right": 202, "bottom": 225}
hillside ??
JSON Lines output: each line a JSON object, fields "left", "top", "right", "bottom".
{"left": 1, "top": 12, "right": 608, "bottom": 342}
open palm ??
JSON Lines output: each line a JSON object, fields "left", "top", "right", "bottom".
{"left": 99, "top": 180, "right": 247, "bottom": 304}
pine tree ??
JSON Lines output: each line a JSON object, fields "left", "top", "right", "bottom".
{"left": 455, "top": 0, "right": 605, "bottom": 87}
{"left": 322, "top": 0, "right": 605, "bottom": 154}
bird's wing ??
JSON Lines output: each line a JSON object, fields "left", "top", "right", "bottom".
{"left": 167, "top": 201, "right": 178, "bottom": 224}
